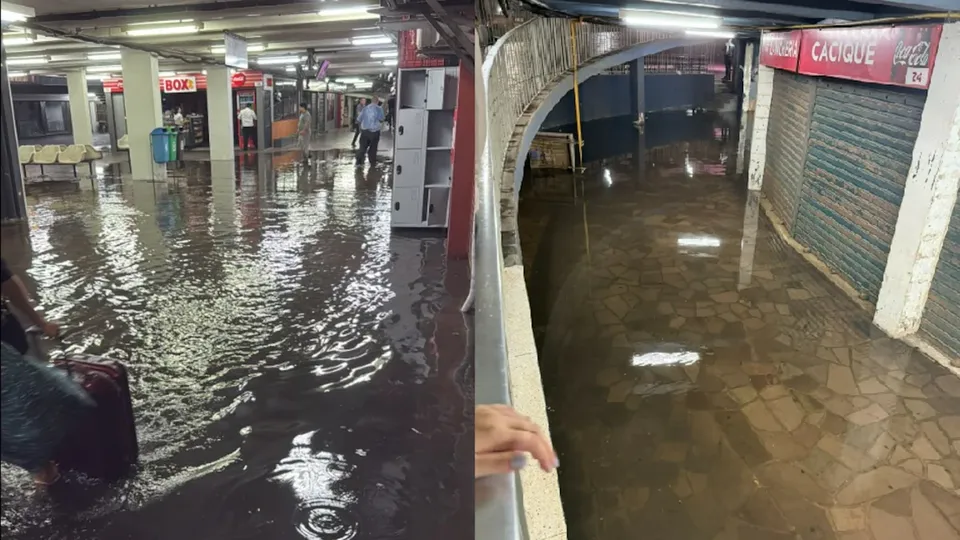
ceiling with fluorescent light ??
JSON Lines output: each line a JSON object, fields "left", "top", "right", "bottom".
{"left": 1, "top": 0, "right": 472, "bottom": 85}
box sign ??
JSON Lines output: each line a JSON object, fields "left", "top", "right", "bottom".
{"left": 760, "top": 23, "right": 943, "bottom": 89}
{"left": 103, "top": 71, "right": 270, "bottom": 93}
{"left": 162, "top": 76, "right": 197, "bottom": 93}
{"left": 759, "top": 30, "right": 801, "bottom": 72}
{"left": 798, "top": 24, "right": 942, "bottom": 89}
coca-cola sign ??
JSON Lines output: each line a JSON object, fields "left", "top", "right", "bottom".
{"left": 759, "top": 30, "right": 802, "bottom": 71}
{"left": 798, "top": 24, "right": 943, "bottom": 89}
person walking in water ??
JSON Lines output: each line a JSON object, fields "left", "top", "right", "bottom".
{"left": 355, "top": 98, "right": 384, "bottom": 168}
{"left": 298, "top": 103, "right": 313, "bottom": 164}
{"left": 237, "top": 103, "right": 257, "bottom": 150}
{"left": 351, "top": 98, "right": 367, "bottom": 147}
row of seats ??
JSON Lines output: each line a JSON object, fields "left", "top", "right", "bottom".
{"left": 19, "top": 144, "right": 104, "bottom": 178}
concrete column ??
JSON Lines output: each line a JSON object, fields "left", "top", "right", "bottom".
{"left": 120, "top": 49, "right": 165, "bottom": 179}
{"left": 747, "top": 65, "right": 774, "bottom": 190}
{"left": 206, "top": 66, "right": 235, "bottom": 161}
{"left": 874, "top": 23, "right": 960, "bottom": 338}
{"left": 66, "top": 68, "right": 94, "bottom": 146}
{"left": 0, "top": 44, "right": 27, "bottom": 222}
{"left": 628, "top": 58, "right": 645, "bottom": 122}
{"left": 736, "top": 43, "right": 756, "bottom": 176}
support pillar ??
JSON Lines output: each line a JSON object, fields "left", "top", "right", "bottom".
{"left": 1, "top": 44, "right": 27, "bottom": 222}
{"left": 747, "top": 65, "right": 774, "bottom": 190}
{"left": 874, "top": 23, "right": 960, "bottom": 338}
{"left": 736, "top": 42, "right": 756, "bottom": 176}
{"left": 447, "top": 63, "right": 475, "bottom": 259}
{"left": 628, "top": 58, "right": 645, "bottom": 123}
{"left": 66, "top": 68, "right": 93, "bottom": 146}
{"left": 120, "top": 49, "right": 165, "bottom": 180}
{"left": 206, "top": 66, "right": 235, "bottom": 161}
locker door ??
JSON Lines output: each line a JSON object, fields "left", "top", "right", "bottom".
{"left": 394, "top": 149, "right": 424, "bottom": 189}
{"left": 396, "top": 109, "right": 425, "bottom": 149}
{"left": 392, "top": 187, "right": 420, "bottom": 225}
{"left": 425, "top": 68, "right": 446, "bottom": 110}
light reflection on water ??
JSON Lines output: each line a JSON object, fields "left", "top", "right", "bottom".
{"left": 0, "top": 151, "right": 472, "bottom": 539}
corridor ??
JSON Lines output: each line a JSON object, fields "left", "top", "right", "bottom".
{"left": 518, "top": 114, "right": 960, "bottom": 540}
{"left": 0, "top": 148, "right": 472, "bottom": 539}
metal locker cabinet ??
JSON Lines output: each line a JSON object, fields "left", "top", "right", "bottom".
{"left": 426, "top": 188, "right": 450, "bottom": 226}
{"left": 392, "top": 187, "right": 421, "bottom": 225}
{"left": 394, "top": 150, "right": 425, "bottom": 190}
{"left": 396, "top": 109, "right": 425, "bottom": 150}
{"left": 425, "top": 68, "right": 446, "bottom": 110}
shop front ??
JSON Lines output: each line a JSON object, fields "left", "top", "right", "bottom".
{"left": 102, "top": 70, "right": 275, "bottom": 151}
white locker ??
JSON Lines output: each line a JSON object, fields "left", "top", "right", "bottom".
{"left": 425, "top": 68, "right": 447, "bottom": 110}
{"left": 396, "top": 109, "right": 426, "bottom": 150}
{"left": 392, "top": 187, "right": 421, "bottom": 225}
{"left": 394, "top": 150, "right": 425, "bottom": 190}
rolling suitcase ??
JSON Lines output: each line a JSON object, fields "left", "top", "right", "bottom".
{"left": 52, "top": 354, "right": 139, "bottom": 481}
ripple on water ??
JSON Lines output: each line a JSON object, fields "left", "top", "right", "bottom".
{"left": 294, "top": 500, "right": 359, "bottom": 540}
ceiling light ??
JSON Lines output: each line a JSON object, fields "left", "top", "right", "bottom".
{"left": 6, "top": 56, "right": 47, "bottom": 65}
{"left": 620, "top": 11, "right": 720, "bottom": 30}
{"left": 211, "top": 43, "right": 265, "bottom": 53}
{"left": 7, "top": 71, "right": 26, "bottom": 77}
{"left": 686, "top": 30, "right": 735, "bottom": 38}
{"left": 353, "top": 82, "right": 373, "bottom": 89}
{"left": 0, "top": 9, "right": 29, "bottom": 22}
{"left": 369, "top": 50, "right": 396, "bottom": 58}
{"left": 128, "top": 19, "right": 194, "bottom": 26}
{"left": 86, "top": 64, "right": 122, "bottom": 72}
{"left": 1, "top": 36, "right": 34, "bottom": 46}
{"left": 158, "top": 71, "right": 176, "bottom": 77}
{"left": 337, "top": 77, "right": 365, "bottom": 83}
{"left": 86, "top": 74, "right": 108, "bottom": 80}
{"left": 351, "top": 36, "right": 391, "bottom": 46}
{"left": 285, "top": 66, "right": 296, "bottom": 72}
{"left": 202, "top": 69, "right": 207, "bottom": 75}
{"left": 126, "top": 25, "right": 199, "bottom": 37}
{"left": 88, "top": 52, "right": 122, "bottom": 61}
{"left": 256, "top": 56, "right": 303, "bottom": 65}
{"left": 318, "top": 6, "right": 378, "bottom": 19}
{"left": 381, "top": 59, "right": 397, "bottom": 66}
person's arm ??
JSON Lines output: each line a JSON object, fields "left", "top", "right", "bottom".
{"left": 0, "top": 260, "right": 58, "bottom": 336}
{"left": 376, "top": 107, "right": 384, "bottom": 122}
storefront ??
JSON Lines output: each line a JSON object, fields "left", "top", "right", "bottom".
{"left": 757, "top": 24, "right": 940, "bottom": 305}
{"left": 102, "top": 70, "right": 276, "bottom": 150}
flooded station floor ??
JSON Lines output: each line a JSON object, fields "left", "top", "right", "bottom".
{"left": 1, "top": 140, "right": 472, "bottom": 539}
{"left": 518, "top": 115, "right": 960, "bottom": 540}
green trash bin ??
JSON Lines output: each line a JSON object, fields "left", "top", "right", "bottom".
{"left": 166, "top": 127, "right": 178, "bottom": 161}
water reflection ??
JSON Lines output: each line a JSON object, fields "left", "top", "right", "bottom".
{"left": 1, "top": 151, "right": 471, "bottom": 539}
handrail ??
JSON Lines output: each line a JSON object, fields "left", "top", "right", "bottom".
{"left": 473, "top": 15, "right": 680, "bottom": 540}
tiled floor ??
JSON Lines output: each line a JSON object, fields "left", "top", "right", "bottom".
{"left": 517, "top": 115, "right": 960, "bottom": 540}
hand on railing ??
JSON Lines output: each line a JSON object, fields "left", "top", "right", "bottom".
{"left": 475, "top": 404, "right": 559, "bottom": 478}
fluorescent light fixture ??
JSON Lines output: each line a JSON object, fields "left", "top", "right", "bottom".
{"left": 351, "top": 35, "right": 391, "bottom": 46}
{"left": 0, "top": 9, "right": 29, "bottom": 22}
{"left": 86, "top": 74, "right": 108, "bottom": 80}
{"left": 381, "top": 59, "right": 397, "bottom": 66}
{"left": 126, "top": 25, "right": 198, "bottom": 37}
{"left": 7, "top": 71, "right": 26, "bottom": 77}
{"left": 211, "top": 43, "right": 264, "bottom": 53}
{"left": 686, "top": 30, "right": 735, "bottom": 38}
{"left": 677, "top": 236, "right": 721, "bottom": 248}
{"left": 620, "top": 10, "right": 720, "bottom": 30}
{"left": 337, "top": 77, "right": 365, "bottom": 83}
{"left": 128, "top": 19, "right": 193, "bottom": 26}
{"left": 318, "top": 6, "right": 377, "bottom": 19}
{"left": 256, "top": 56, "right": 303, "bottom": 65}
{"left": 1, "top": 36, "right": 34, "bottom": 46}
{"left": 88, "top": 52, "right": 122, "bottom": 61}
{"left": 353, "top": 83, "right": 373, "bottom": 89}
{"left": 86, "top": 64, "right": 122, "bottom": 72}
{"left": 6, "top": 56, "right": 47, "bottom": 65}
{"left": 158, "top": 71, "right": 176, "bottom": 77}
{"left": 285, "top": 66, "right": 296, "bottom": 72}
{"left": 369, "top": 50, "right": 397, "bottom": 58}
{"left": 202, "top": 69, "right": 207, "bottom": 75}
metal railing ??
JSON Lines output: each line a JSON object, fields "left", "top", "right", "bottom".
{"left": 474, "top": 16, "right": 677, "bottom": 540}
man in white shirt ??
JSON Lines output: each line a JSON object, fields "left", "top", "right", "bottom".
{"left": 173, "top": 107, "right": 185, "bottom": 128}
{"left": 237, "top": 104, "right": 257, "bottom": 150}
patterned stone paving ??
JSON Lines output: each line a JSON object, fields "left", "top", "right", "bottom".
{"left": 517, "top": 124, "right": 960, "bottom": 540}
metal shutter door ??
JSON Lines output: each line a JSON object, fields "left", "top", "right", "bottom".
{"left": 920, "top": 202, "right": 960, "bottom": 361}
{"left": 762, "top": 71, "right": 815, "bottom": 230}
{"left": 793, "top": 80, "right": 925, "bottom": 303}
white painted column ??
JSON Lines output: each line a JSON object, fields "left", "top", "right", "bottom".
{"left": 747, "top": 64, "right": 774, "bottom": 190}
{"left": 206, "top": 66, "right": 235, "bottom": 161}
{"left": 120, "top": 49, "right": 165, "bottom": 180}
{"left": 874, "top": 22, "right": 960, "bottom": 337}
{"left": 736, "top": 43, "right": 756, "bottom": 176}
{"left": 66, "top": 68, "right": 93, "bottom": 146}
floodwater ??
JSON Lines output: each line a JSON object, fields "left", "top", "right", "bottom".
{"left": 519, "top": 113, "right": 960, "bottom": 540}
{"left": 1, "top": 148, "right": 473, "bottom": 539}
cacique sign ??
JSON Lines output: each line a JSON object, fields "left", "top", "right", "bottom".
{"left": 759, "top": 23, "right": 943, "bottom": 89}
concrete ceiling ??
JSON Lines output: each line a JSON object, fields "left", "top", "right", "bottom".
{"left": 0, "top": 1, "right": 432, "bottom": 82}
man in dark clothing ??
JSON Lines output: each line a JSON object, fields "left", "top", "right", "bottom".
{"left": 1, "top": 258, "right": 58, "bottom": 354}
{"left": 355, "top": 99, "right": 384, "bottom": 167}
{"left": 350, "top": 98, "right": 367, "bottom": 147}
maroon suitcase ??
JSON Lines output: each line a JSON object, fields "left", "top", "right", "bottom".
{"left": 52, "top": 354, "right": 139, "bottom": 481}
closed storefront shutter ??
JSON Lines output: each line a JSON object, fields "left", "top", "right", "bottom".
{"left": 793, "top": 80, "right": 925, "bottom": 303}
{"left": 762, "top": 71, "right": 815, "bottom": 230}
{"left": 920, "top": 202, "right": 960, "bottom": 362}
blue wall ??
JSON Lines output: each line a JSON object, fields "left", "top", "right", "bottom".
{"left": 541, "top": 74, "right": 715, "bottom": 129}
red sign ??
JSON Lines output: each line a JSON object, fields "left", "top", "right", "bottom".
{"left": 101, "top": 70, "right": 266, "bottom": 93}
{"left": 103, "top": 79, "right": 124, "bottom": 93}
{"left": 161, "top": 76, "right": 197, "bottom": 93}
{"left": 231, "top": 72, "right": 246, "bottom": 87}
{"left": 798, "top": 24, "right": 942, "bottom": 89}
{"left": 759, "top": 30, "right": 801, "bottom": 71}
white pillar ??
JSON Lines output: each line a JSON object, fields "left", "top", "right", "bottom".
{"left": 874, "top": 22, "right": 960, "bottom": 337}
{"left": 747, "top": 64, "right": 774, "bottom": 190}
{"left": 206, "top": 66, "right": 234, "bottom": 161}
{"left": 66, "top": 68, "right": 93, "bottom": 146}
{"left": 120, "top": 49, "right": 165, "bottom": 180}
{"left": 737, "top": 43, "right": 756, "bottom": 176}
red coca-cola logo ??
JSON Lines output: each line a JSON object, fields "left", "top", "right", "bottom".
{"left": 232, "top": 72, "right": 246, "bottom": 86}
{"left": 893, "top": 40, "right": 931, "bottom": 67}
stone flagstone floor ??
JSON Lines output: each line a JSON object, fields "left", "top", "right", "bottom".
{"left": 517, "top": 121, "right": 960, "bottom": 540}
